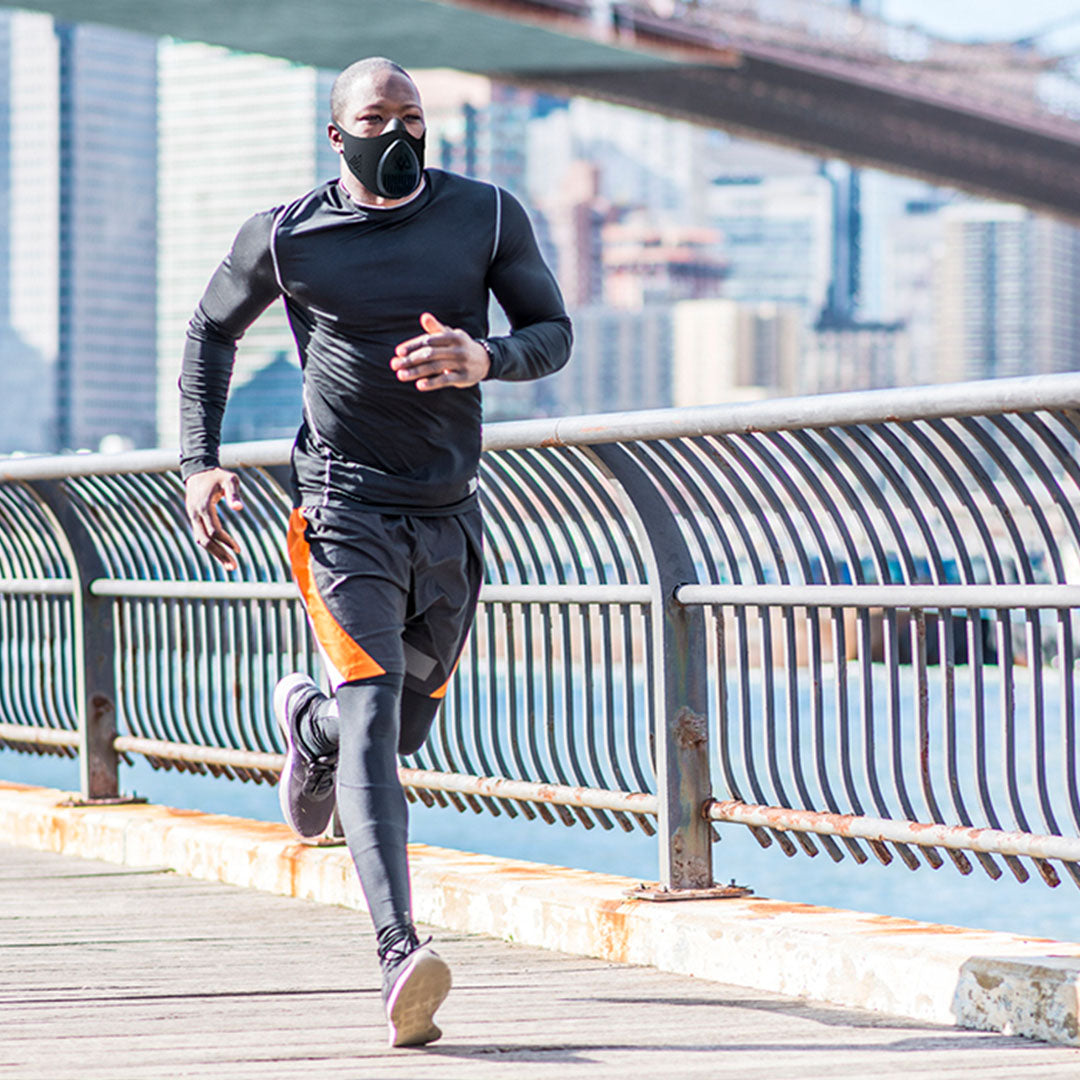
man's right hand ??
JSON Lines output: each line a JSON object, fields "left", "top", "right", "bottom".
{"left": 185, "top": 468, "right": 244, "bottom": 571}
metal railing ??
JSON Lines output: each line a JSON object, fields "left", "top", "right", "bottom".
{"left": 3, "top": 372, "right": 1080, "bottom": 891}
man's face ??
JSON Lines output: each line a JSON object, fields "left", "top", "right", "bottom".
{"left": 331, "top": 69, "right": 425, "bottom": 147}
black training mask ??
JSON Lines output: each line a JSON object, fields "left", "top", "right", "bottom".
{"left": 335, "top": 117, "right": 425, "bottom": 199}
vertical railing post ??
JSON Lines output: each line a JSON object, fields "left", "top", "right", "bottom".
{"left": 589, "top": 444, "right": 713, "bottom": 889}
{"left": 28, "top": 480, "right": 121, "bottom": 801}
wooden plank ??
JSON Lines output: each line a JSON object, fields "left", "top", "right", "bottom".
{"left": 1, "top": 843, "right": 1079, "bottom": 1079}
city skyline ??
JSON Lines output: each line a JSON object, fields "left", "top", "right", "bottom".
{"left": 0, "top": 7, "right": 1077, "bottom": 454}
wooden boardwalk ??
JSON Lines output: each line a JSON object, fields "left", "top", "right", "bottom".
{"left": 3, "top": 843, "right": 1079, "bottom": 1079}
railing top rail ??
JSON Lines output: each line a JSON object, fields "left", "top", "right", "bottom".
{"left": 2, "top": 372, "right": 1080, "bottom": 482}
{"left": 487, "top": 372, "right": 1080, "bottom": 451}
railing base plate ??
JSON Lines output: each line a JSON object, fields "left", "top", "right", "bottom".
{"left": 625, "top": 882, "right": 753, "bottom": 901}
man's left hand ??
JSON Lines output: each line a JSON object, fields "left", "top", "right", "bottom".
{"left": 392, "top": 312, "right": 490, "bottom": 391}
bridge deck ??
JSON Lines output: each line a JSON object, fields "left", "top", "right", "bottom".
{"left": 3, "top": 844, "right": 1079, "bottom": 1079}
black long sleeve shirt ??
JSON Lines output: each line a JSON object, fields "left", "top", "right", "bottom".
{"left": 179, "top": 170, "right": 572, "bottom": 513}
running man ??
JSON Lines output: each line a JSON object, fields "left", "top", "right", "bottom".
{"left": 179, "top": 57, "right": 571, "bottom": 1047}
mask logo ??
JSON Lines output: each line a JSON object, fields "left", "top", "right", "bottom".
{"left": 336, "top": 117, "right": 425, "bottom": 199}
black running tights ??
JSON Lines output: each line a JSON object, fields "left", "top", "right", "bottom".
{"left": 306, "top": 673, "right": 440, "bottom": 935}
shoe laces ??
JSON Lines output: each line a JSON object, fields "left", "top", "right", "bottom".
{"left": 378, "top": 925, "right": 423, "bottom": 970}
{"left": 303, "top": 752, "right": 337, "bottom": 798}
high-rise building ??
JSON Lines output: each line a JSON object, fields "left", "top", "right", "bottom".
{"left": 156, "top": 41, "right": 336, "bottom": 449}
{"left": 602, "top": 217, "right": 727, "bottom": 309}
{"left": 707, "top": 175, "right": 835, "bottom": 319}
{"left": 0, "top": 10, "right": 58, "bottom": 454}
{"left": 57, "top": 21, "right": 158, "bottom": 451}
{"left": 483, "top": 304, "right": 673, "bottom": 421}
{"left": 672, "top": 298, "right": 801, "bottom": 405}
{"left": 881, "top": 195, "right": 949, "bottom": 384}
{"left": 421, "top": 73, "right": 549, "bottom": 200}
{"left": 531, "top": 161, "right": 612, "bottom": 308}
{"left": 936, "top": 204, "right": 1080, "bottom": 382}
{"left": 0, "top": 15, "right": 157, "bottom": 454}
{"left": 804, "top": 314, "right": 910, "bottom": 394}
{"left": 526, "top": 96, "right": 718, "bottom": 224}
{"left": 857, "top": 172, "right": 945, "bottom": 322}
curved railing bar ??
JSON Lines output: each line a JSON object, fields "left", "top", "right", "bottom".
{"left": 771, "top": 429, "right": 892, "bottom": 864}
{"left": 724, "top": 434, "right": 841, "bottom": 860}
{"left": 814, "top": 427, "right": 934, "bottom": 870}
{"left": 483, "top": 455, "right": 580, "bottom": 810}
{"left": 663, "top": 437, "right": 795, "bottom": 854}
{"left": 478, "top": 498, "right": 521, "bottom": 585}
{"left": 477, "top": 602, "right": 522, "bottom": 821}
{"left": 974, "top": 416, "right": 1078, "bottom": 886}
{"left": 74, "top": 476, "right": 150, "bottom": 581}
{"left": 1020, "top": 414, "right": 1080, "bottom": 834}
{"left": 470, "top": 460, "right": 558, "bottom": 795}
{"left": 957, "top": 417, "right": 1056, "bottom": 884}
{"left": 0, "top": 489, "right": 71, "bottom": 738}
{"left": 799, "top": 425, "right": 915, "bottom": 864}
{"left": 519, "top": 452, "right": 610, "bottom": 826}
{"left": 109, "top": 474, "right": 179, "bottom": 582}
{"left": 539, "top": 450, "right": 642, "bottom": 830}
{"left": 739, "top": 431, "right": 856, "bottom": 863}
{"left": 870, "top": 423, "right": 997, "bottom": 877}
{"left": 2, "top": 495, "right": 53, "bottom": 740}
{"left": 485, "top": 453, "right": 566, "bottom": 585}
{"left": 562, "top": 448, "right": 650, "bottom": 584}
{"left": 605, "top": 442, "right": 725, "bottom": 844}
{"left": 665, "top": 437, "right": 803, "bottom": 856}
{"left": 988, "top": 418, "right": 1075, "bottom": 845}
{"left": 533, "top": 456, "right": 625, "bottom": 826}
{"left": 782, "top": 429, "right": 882, "bottom": 863}
{"left": 840, "top": 426, "right": 933, "bottom": 843}
{"left": 644, "top": 440, "right": 766, "bottom": 844}
{"left": 847, "top": 423, "right": 974, "bottom": 871}
{"left": 663, "top": 441, "right": 762, "bottom": 810}
{"left": 701, "top": 436, "right": 799, "bottom": 764}
{"left": 701, "top": 437, "right": 795, "bottom": 810}
{"left": 922, "top": 417, "right": 1031, "bottom": 881}
{"left": 899, "top": 422, "right": 1007, "bottom": 880}
{"left": 142, "top": 472, "right": 205, "bottom": 582}
{"left": 541, "top": 450, "right": 632, "bottom": 586}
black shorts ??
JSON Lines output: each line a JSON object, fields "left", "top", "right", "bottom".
{"left": 287, "top": 504, "right": 483, "bottom": 698}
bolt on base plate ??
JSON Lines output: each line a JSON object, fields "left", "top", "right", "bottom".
{"left": 625, "top": 882, "right": 753, "bottom": 901}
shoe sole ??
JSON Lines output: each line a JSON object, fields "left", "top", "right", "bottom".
{"left": 274, "top": 674, "right": 329, "bottom": 839}
{"left": 386, "top": 948, "right": 452, "bottom": 1048}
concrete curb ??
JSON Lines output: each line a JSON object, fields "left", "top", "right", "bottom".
{"left": 3, "top": 781, "right": 1080, "bottom": 1046}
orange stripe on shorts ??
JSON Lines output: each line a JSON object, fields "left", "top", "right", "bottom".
{"left": 429, "top": 654, "right": 462, "bottom": 700}
{"left": 287, "top": 508, "right": 386, "bottom": 683}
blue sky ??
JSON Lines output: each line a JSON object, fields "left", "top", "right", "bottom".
{"left": 883, "top": 1, "right": 1080, "bottom": 44}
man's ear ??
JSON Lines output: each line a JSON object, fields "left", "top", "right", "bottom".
{"left": 327, "top": 122, "right": 343, "bottom": 153}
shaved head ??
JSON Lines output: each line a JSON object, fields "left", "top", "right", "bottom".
{"left": 331, "top": 57, "right": 415, "bottom": 126}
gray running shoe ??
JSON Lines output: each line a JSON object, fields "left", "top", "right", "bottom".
{"left": 381, "top": 929, "right": 452, "bottom": 1048}
{"left": 274, "top": 673, "right": 337, "bottom": 839}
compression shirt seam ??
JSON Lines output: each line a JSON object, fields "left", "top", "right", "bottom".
{"left": 490, "top": 185, "right": 502, "bottom": 266}
{"left": 267, "top": 203, "right": 289, "bottom": 293}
